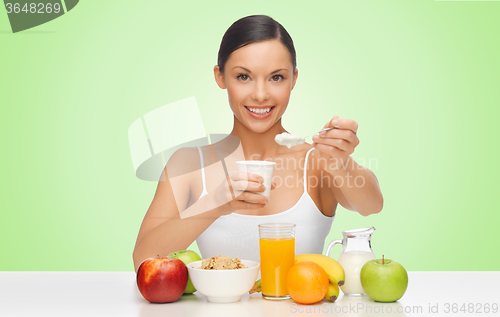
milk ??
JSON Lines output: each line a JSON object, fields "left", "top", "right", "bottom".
{"left": 337, "top": 251, "right": 376, "bottom": 295}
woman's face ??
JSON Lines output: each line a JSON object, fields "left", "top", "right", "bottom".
{"left": 214, "top": 39, "right": 298, "bottom": 134}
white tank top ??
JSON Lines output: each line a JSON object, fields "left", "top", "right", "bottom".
{"left": 195, "top": 147, "right": 334, "bottom": 266}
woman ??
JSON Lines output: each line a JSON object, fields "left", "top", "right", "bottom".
{"left": 132, "top": 15, "right": 383, "bottom": 272}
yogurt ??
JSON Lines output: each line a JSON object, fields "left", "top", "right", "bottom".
{"left": 274, "top": 132, "right": 306, "bottom": 149}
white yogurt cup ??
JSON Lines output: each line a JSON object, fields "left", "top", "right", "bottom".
{"left": 236, "top": 161, "right": 276, "bottom": 200}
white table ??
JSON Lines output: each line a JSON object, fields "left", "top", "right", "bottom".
{"left": 0, "top": 272, "right": 499, "bottom": 317}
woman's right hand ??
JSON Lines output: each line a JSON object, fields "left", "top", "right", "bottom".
{"left": 213, "top": 171, "right": 276, "bottom": 216}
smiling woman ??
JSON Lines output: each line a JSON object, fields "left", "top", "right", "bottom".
{"left": 213, "top": 15, "right": 298, "bottom": 134}
{"left": 132, "top": 15, "right": 383, "bottom": 274}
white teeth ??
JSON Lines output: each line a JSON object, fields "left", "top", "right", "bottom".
{"left": 247, "top": 107, "right": 272, "bottom": 115}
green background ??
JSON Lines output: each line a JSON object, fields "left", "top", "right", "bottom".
{"left": 1, "top": 0, "right": 498, "bottom": 271}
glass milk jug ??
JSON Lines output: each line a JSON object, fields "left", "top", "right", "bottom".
{"left": 325, "top": 227, "right": 376, "bottom": 295}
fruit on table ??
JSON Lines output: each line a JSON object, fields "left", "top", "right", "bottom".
{"left": 167, "top": 250, "right": 202, "bottom": 294}
{"left": 136, "top": 255, "right": 188, "bottom": 303}
{"left": 360, "top": 256, "right": 408, "bottom": 302}
{"left": 286, "top": 261, "right": 329, "bottom": 304}
{"left": 295, "top": 254, "right": 345, "bottom": 286}
{"left": 324, "top": 282, "right": 340, "bottom": 302}
{"left": 249, "top": 279, "right": 261, "bottom": 294}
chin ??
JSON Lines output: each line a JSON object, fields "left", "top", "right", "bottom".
{"left": 244, "top": 123, "right": 271, "bottom": 134}
{"left": 244, "top": 117, "right": 280, "bottom": 134}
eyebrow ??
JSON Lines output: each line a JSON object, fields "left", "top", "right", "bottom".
{"left": 232, "top": 66, "right": 288, "bottom": 74}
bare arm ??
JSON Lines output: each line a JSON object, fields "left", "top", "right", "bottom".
{"left": 312, "top": 117, "right": 383, "bottom": 216}
{"left": 132, "top": 157, "right": 221, "bottom": 272}
{"left": 326, "top": 156, "right": 383, "bottom": 216}
{"left": 132, "top": 148, "right": 272, "bottom": 272}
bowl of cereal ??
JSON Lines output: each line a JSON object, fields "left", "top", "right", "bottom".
{"left": 186, "top": 255, "right": 260, "bottom": 303}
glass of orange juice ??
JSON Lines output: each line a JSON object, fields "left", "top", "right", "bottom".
{"left": 258, "top": 223, "right": 296, "bottom": 300}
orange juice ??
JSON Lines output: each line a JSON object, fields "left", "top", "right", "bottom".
{"left": 259, "top": 237, "right": 295, "bottom": 297}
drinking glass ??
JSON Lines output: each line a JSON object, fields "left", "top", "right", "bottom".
{"left": 258, "top": 223, "right": 296, "bottom": 300}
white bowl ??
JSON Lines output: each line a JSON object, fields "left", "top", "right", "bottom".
{"left": 187, "top": 259, "right": 260, "bottom": 303}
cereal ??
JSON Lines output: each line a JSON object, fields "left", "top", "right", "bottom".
{"left": 199, "top": 255, "right": 247, "bottom": 270}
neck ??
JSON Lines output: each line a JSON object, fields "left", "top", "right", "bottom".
{"left": 230, "top": 116, "right": 287, "bottom": 160}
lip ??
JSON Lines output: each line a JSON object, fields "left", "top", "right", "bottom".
{"left": 245, "top": 105, "right": 275, "bottom": 109}
{"left": 244, "top": 105, "right": 275, "bottom": 120}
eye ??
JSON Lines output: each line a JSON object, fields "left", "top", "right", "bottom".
{"left": 237, "top": 74, "right": 250, "bottom": 81}
{"left": 271, "top": 75, "right": 284, "bottom": 82}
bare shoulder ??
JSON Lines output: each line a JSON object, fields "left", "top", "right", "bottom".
{"left": 168, "top": 147, "right": 199, "bottom": 163}
{"left": 303, "top": 145, "right": 338, "bottom": 217}
{"left": 305, "top": 147, "right": 337, "bottom": 188}
{"left": 166, "top": 147, "right": 201, "bottom": 178}
{"left": 164, "top": 147, "right": 205, "bottom": 210}
{"left": 302, "top": 144, "right": 322, "bottom": 167}
{"left": 275, "top": 143, "right": 318, "bottom": 169}
{"left": 278, "top": 143, "right": 314, "bottom": 158}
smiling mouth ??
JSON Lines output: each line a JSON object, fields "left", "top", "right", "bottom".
{"left": 244, "top": 106, "right": 276, "bottom": 115}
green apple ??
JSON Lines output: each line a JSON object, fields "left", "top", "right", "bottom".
{"left": 167, "top": 250, "right": 202, "bottom": 294}
{"left": 360, "top": 257, "right": 408, "bottom": 302}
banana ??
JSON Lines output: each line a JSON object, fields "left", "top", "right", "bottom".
{"left": 295, "top": 254, "right": 345, "bottom": 286}
{"left": 324, "top": 282, "right": 340, "bottom": 302}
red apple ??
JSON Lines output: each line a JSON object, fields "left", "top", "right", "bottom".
{"left": 136, "top": 255, "right": 188, "bottom": 303}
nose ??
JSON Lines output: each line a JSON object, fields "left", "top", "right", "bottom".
{"left": 252, "top": 81, "right": 269, "bottom": 102}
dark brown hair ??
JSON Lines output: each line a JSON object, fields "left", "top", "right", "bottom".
{"left": 217, "top": 15, "right": 297, "bottom": 74}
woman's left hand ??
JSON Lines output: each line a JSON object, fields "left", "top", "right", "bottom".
{"left": 312, "top": 116, "right": 359, "bottom": 161}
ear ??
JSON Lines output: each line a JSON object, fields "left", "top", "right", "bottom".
{"left": 214, "top": 65, "right": 227, "bottom": 89}
{"left": 291, "top": 68, "right": 299, "bottom": 91}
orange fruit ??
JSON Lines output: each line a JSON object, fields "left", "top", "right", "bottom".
{"left": 286, "top": 261, "right": 329, "bottom": 304}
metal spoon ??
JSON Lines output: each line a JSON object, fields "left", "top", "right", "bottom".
{"left": 275, "top": 127, "right": 336, "bottom": 148}
{"left": 305, "top": 127, "right": 335, "bottom": 138}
